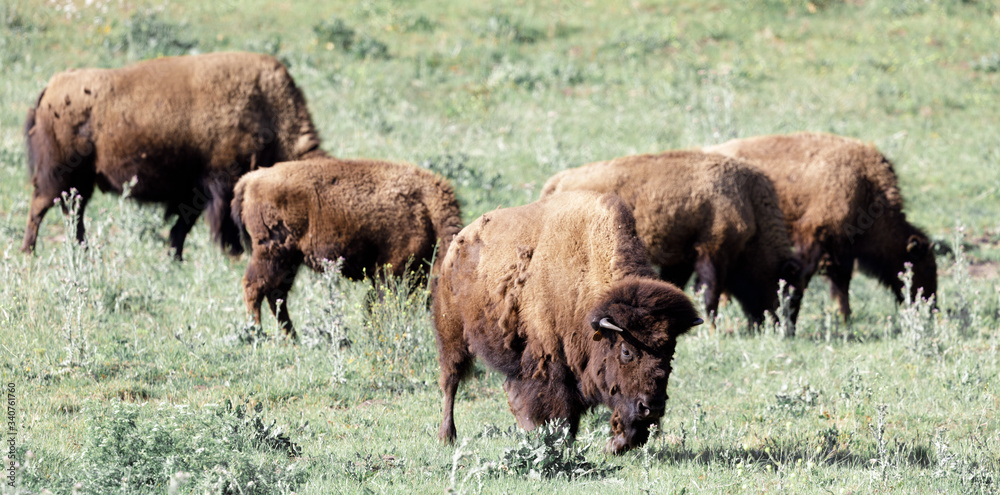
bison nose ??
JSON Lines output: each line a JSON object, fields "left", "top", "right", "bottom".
{"left": 636, "top": 398, "right": 665, "bottom": 418}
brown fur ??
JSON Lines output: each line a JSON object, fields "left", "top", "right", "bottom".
{"left": 706, "top": 132, "right": 937, "bottom": 319}
{"left": 233, "top": 157, "right": 463, "bottom": 336}
{"left": 541, "top": 150, "right": 802, "bottom": 325}
{"left": 22, "top": 51, "right": 326, "bottom": 259}
{"left": 433, "top": 191, "right": 703, "bottom": 454}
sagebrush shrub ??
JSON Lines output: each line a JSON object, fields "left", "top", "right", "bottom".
{"left": 358, "top": 261, "right": 436, "bottom": 388}
{"left": 897, "top": 263, "right": 942, "bottom": 357}
{"left": 76, "top": 399, "right": 305, "bottom": 494}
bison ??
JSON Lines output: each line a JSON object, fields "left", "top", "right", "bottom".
{"left": 22, "top": 51, "right": 325, "bottom": 259}
{"left": 705, "top": 132, "right": 937, "bottom": 319}
{"left": 232, "top": 157, "right": 463, "bottom": 337}
{"left": 433, "top": 190, "right": 703, "bottom": 454}
{"left": 541, "top": 151, "right": 803, "bottom": 327}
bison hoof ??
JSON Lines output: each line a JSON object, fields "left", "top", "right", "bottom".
{"left": 439, "top": 424, "right": 457, "bottom": 444}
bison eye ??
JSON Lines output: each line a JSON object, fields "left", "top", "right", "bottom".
{"left": 620, "top": 344, "right": 635, "bottom": 363}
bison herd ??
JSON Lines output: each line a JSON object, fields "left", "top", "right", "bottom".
{"left": 20, "top": 52, "right": 938, "bottom": 454}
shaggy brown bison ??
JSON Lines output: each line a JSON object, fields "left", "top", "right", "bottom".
{"left": 22, "top": 51, "right": 325, "bottom": 259}
{"left": 433, "top": 190, "right": 703, "bottom": 454}
{"left": 232, "top": 157, "right": 463, "bottom": 337}
{"left": 705, "top": 132, "right": 937, "bottom": 319}
{"left": 541, "top": 151, "right": 803, "bottom": 326}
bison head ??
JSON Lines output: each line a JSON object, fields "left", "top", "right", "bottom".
{"left": 587, "top": 277, "right": 703, "bottom": 454}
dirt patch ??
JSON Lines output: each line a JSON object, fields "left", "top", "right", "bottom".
{"left": 968, "top": 261, "right": 999, "bottom": 280}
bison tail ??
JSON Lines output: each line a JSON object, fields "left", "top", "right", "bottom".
{"left": 231, "top": 179, "right": 252, "bottom": 254}
{"left": 23, "top": 87, "right": 46, "bottom": 178}
{"left": 201, "top": 178, "right": 244, "bottom": 256}
{"left": 24, "top": 108, "right": 36, "bottom": 177}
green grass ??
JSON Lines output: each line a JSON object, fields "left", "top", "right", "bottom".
{"left": 2, "top": 0, "right": 999, "bottom": 493}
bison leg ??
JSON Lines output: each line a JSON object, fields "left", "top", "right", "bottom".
{"left": 265, "top": 267, "right": 298, "bottom": 337}
{"left": 503, "top": 369, "right": 581, "bottom": 436}
{"left": 242, "top": 253, "right": 270, "bottom": 326}
{"left": 438, "top": 351, "right": 474, "bottom": 444}
{"left": 22, "top": 192, "right": 56, "bottom": 253}
{"left": 22, "top": 180, "right": 94, "bottom": 253}
{"left": 693, "top": 251, "right": 723, "bottom": 322}
{"left": 69, "top": 181, "right": 95, "bottom": 245}
{"left": 168, "top": 206, "right": 202, "bottom": 261}
{"left": 435, "top": 310, "right": 474, "bottom": 444}
{"left": 826, "top": 257, "right": 854, "bottom": 321}
{"left": 788, "top": 241, "right": 823, "bottom": 323}
{"left": 242, "top": 250, "right": 301, "bottom": 338}
{"left": 503, "top": 376, "right": 540, "bottom": 431}
{"left": 658, "top": 263, "right": 694, "bottom": 288}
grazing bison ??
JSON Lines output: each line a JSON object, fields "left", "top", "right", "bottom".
{"left": 232, "top": 157, "right": 463, "bottom": 337}
{"left": 705, "top": 132, "right": 937, "bottom": 319}
{"left": 541, "top": 151, "right": 803, "bottom": 326}
{"left": 22, "top": 51, "right": 325, "bottom": 259}
{"left": 433, "top": 190, "right": 703, "bottom": 454}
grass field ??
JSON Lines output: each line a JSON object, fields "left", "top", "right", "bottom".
{"left": 2, "top": 0, "right": 999, "bottom": 493}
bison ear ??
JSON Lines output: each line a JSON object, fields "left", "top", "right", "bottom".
{"left": 931, "top": 239, "right": 953, "bottom": 257}
{"left": 907, "top": 235, "right": 929, "bottom": 257}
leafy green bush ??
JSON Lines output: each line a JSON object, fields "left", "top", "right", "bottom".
{"left": 971, "top": 52, "right": 1000, "bottom": 73}
{"left": 313, "top": 16, "right": 355, "bottom": 50}
{"left": 76, "top": 399, "right": 306, "bottom": 494}
{"left": 242, "top": 34, "right": 283, "bottom": 57}
{"left": 104, "top": 10, "right": 199, "bottom": 59}
{"left": 485, "top": 56, "right": 588, "bottom": 91}
{"left": 420, "top": 154, "right": 508, "bottom": 220}
{"left": 770, "top": 380, "right": 822, "bottom": 418}
{"left": 400, "top": 14, "right": 436, "bottom": 33}
{"left": 476, "top": 13, "right": 544, "bottom": 44}
{"left": 494, "top": 422, "right": 608, "bottom": 480}
{"left": 312, "top": 16, "right": 390, "bottom": 59}
{"left": 601, "top": 30, "right": 676, "bottom": 60}
{"left": 351, "top": 35, "right": 389, "bottom": 60}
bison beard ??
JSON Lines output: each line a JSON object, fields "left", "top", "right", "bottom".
{"left": 433, "top": 191, "right": 703, "bottom": 454}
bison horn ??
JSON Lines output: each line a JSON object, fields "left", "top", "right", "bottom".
{"left": 691, "top": 318, "right": 705, "bottom": 326}
{"left": 598, "top": 317, "right": 625, "bottom": 333}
